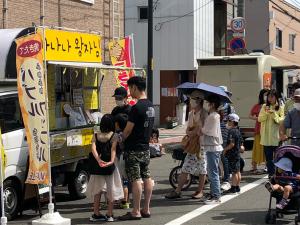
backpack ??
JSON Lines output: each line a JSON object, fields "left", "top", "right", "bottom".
{"left": 88, "top": 133, "right": 115, "bottom": 175}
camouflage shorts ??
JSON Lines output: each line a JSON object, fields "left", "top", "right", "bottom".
{"left": 125, "top": 150, "right": 151, "bottom": 182}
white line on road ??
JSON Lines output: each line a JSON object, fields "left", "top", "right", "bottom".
{"left": 164, "top": 176, "right": 268, "bottom": 225}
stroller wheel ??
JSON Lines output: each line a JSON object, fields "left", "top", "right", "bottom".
{"left": 265, "top": 212, "right": 276, "bottom": 224}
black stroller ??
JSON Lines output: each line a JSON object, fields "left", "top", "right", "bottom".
{"left": 265, "top": 145, "right": 300, "bottom": 225}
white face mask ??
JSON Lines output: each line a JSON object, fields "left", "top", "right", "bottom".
{"left": 116, "top": 100, "right": 125, "bottom": 107}
{"left": 203, "top": 102, "right": 210, "bottom": 111}
{"left": 226, "top": 124, "right": 231, "bottom": 129}
{"left": 190, "top": 99, "right": 198, "bottom": 108}
{"left": 263, "top": 96, "right": 267, "bottom": 102}
{"left": 294, "top": 103, "right": 300, "bottom": 111}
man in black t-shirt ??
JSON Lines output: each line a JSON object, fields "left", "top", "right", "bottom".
{"left": 111, "top": 87, "right": 131, "bottom": 117}
{"left": 119, "top": 76, "right": 155, "bottom": 220}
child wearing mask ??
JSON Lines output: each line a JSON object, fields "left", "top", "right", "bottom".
{"left": 111, "top": 87, "right": 131, "bottom": 117}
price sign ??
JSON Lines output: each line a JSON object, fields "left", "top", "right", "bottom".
{"left": 230, "top": 17, "right": 246, "bottom": 33}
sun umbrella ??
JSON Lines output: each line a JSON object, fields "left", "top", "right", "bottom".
{"left": 177, "top": 82, "right": 232, "bottom": 103}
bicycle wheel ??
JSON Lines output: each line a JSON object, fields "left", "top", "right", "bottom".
{"left": 169, "top": 166, "right": 192, "bottom": 191}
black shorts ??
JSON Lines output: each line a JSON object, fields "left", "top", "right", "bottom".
{"left": 228, "top": 157, "right": 240, "bottom": 173}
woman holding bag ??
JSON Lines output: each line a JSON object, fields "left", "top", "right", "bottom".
{"left": 165, "top": 90, "right": 208, "bottom": 200}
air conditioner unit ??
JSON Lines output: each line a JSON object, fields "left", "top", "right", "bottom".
{"left": 269, "top": 11, "right": 275, "bottom": 20}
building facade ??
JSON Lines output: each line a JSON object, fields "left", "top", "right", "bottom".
{"left": 125, "top": 0, "right": 215, "bottom": 125}
{"left": 245, "top": 0, "right": 300, "bottom": 82}
{"left": 1, "top": 0, "right": 125, "bottom": 113}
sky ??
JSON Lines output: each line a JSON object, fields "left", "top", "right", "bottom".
{"left": 285, "top": 0, "right": 300, "bottom": 9}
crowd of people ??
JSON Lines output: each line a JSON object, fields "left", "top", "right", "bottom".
{"left": 86, "top": 77, "right": 300, "bottom": 222}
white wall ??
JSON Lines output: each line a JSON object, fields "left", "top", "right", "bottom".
{"left": 125, "top": 0, "right": 214, "bottom": 105}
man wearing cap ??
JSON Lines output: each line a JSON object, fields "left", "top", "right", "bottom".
{"left": 280, "top": 88, "right": 300, "bottom": 147}
{"left": 111, "top": 87, "right": 131, "bottom": 117}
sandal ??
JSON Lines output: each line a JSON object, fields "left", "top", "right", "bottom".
{"left": 264, "top": 181, "right": 274, "bottom": 193}
{"left": 141, "top": 210, "right": 151, "bottom": 218}
{"left": 118, "top": 212, "right": 142, "bottom": 221}
{"left": 191, "top": 191, "right": 203, "bottom": 199}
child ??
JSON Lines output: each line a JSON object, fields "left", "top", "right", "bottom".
{"left": 223, "top": 113, "right": 242, "bottom": 194}
{"left": 87, "top": 114, "right": 124, "bottom": 222}
{"left": 149, "top": 128, "right": 165, "bottom": 157}
{"left": 114, "top": 113, "right": 130, "bottom": 209}
{"left": 265, "top": 157, "right": 300, "bottom": 209}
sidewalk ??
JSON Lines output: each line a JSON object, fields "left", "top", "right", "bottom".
{"left": 159, "top": 124, "right": 186, "bottom": 145}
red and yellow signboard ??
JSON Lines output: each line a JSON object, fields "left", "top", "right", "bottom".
{"left": 16, "top": 33, "right": 49, "bottom": 184}
{"left": 108, "top": 37, "right": 135, "bottom": 105}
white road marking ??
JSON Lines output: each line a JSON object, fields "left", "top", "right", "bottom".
{"left": 164, "top": 176, "right": 268, "bottom": 225}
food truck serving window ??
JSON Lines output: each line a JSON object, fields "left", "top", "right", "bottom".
{"left": 48, "top": 65, "right": 100, "bottom": 131}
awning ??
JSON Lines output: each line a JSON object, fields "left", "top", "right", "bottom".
{"left": 272, "top": 65, "right": 300, "bottom": 70}
{"left": 47, "top": 61, "right": 143, "bottom": 70}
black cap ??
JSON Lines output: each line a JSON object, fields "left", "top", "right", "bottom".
{"left": 112, "top": 87, "right": 127, "bottom": 98}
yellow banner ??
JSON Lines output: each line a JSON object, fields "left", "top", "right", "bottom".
{"left": 43, "top": 29, "right": 102, "bottom": 63}
{"left": 16, "top": 33, "right": 49, "bottom": 184}
{"left": 0, "top": 129, "right": 7, "bottom": 180}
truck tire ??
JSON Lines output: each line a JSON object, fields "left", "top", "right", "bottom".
{"left": 68, "top": 165, "right": 89, "bottom": 199}
{"left": 2, "top": 179, "right": 21, "bottom": 221}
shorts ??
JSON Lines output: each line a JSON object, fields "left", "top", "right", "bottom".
{"left": 181, "top": 152, "right": 207, "bottom": 176}
{"left": 228, "top": 157, "right": 240, "bottom": 173}
{"left": 125, "top": 150, "right": 151, "bottom": 182}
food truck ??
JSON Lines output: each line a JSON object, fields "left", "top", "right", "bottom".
{"left": 0, "top": 27, "right": 142, "bottom": 220}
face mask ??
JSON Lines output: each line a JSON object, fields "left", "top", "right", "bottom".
{"left": 116, "top": 100, "right": 125, "bottom": 107}
{"left": 203, "top": 102, "right": 210, "bottom": 111}
{"left": 190, "top": 99, "right": 198, "bottom": 108}
{"left": 263, "top": 96, "right": 267, "bottom": 102}
{"left": 294, "top": 103, "right": 300, "bottom": 111}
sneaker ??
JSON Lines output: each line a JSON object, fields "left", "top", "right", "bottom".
{"left": 264, "top": 181, "right": 274, "bottom": 193}
{"left": 89, "top": 214, "right": 107, "bottom": 222}
{"left": 204, "top": 196, "right": 221, "bottom": 205}
{"left": 223, "top": 187, "right": 237, "bottom": 195}
{"left": 106, "top": 215, "right": 114, "bottom": 222}
{"left": 236, "top": 186, "right": 241, "bottom": 193}
{"left": 121, "top": 202, "right": 130, "bottom": 209}
{"left": 276, "top": 198, "right": 290, "bottom": 209}
{"left": 221, "top": 182, "right": 231, "bottom": 191}
{"left": 165, "top": 190, "right": 181, "bottom": 199}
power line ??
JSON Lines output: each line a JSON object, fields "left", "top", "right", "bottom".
{"left": 154, "top": 0, "right": 213, "bottom": 31}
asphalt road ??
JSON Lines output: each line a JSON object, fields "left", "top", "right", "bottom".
{"left": 9, "top": 150, "right": 299, "bottom": 225}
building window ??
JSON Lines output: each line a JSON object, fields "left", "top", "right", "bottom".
{"left": 276, "top": 28, "right": 282, "bottom": 48}
{"left": 289, "top": 34, "right": 296, "bottom": 52}
{"left": 138, "top": 6, "right": 148, "bottom": 21}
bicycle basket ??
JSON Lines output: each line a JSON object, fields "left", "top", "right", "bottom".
{"left": 172, "top": 148, "right": 186, "bottom": 160}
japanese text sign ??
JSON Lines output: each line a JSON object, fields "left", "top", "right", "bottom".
{"left": 16, "top": 33, "right": 49, "bottom": 184}
{"left": 43, "top": 29, "right": 102, "bottom": 63}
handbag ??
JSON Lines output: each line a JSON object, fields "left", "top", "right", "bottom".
{"left": 181, "top": 132, "right": 200, "bottom": 159}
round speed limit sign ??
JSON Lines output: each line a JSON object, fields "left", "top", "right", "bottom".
{"left": 231, "top": 17, "right": 245, "bottom": 33}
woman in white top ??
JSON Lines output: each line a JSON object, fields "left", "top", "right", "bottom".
{"left": 201, "top": 94, "right": 223, "bottom": 204}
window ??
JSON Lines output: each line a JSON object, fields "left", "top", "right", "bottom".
{"left": 276, "top": 28, "right": 282, "bottom": 48}
{"left": 289, "top": 34, "right": 296, "bottom": 52}
{"left": 138, "top": 6, "right": 148, "bottom": 21}
{"left": 78, "top": 0, "right": 94, "bottom": 4}
{"left": 0, "top": 95, "right": 23, "bottom": 133}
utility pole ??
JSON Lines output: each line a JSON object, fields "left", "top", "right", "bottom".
{"left": 147, "top": 0, "right": 153, "bottom": 102}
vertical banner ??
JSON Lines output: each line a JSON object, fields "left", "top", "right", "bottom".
{"left": 0, "top": 129, "right": 7, "bottom": 181}
{"left": 16, "top": 33, "right": 49, "bottom": 184}
{"left": 108, "top": 37, "right": 136, "bottom": 105}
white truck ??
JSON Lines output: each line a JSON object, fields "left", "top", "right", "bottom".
{"left": 197, "top": 53, "right": 298, "bottom": 147}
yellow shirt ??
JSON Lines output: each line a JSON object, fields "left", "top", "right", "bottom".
{"left": 258, "top": 104, "right": 285, "bottom": 146}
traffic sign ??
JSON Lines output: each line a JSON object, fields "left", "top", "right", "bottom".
{"left": 230, "top": 17, "right": 246, "bottom": 33}
{"left": 229, "top": 38, "right": 246, "bottom": 52}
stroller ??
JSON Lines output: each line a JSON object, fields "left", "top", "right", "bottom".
{"left": 265, "top": 145, "right": 300, "bottom": 225}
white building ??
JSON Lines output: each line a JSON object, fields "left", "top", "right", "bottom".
{"left": 125, "top": 0, "right": 214, "bottom": 125}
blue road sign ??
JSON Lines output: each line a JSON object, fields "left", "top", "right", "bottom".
{"left": 229, "top": 38, "right": 246, "bottom": 52}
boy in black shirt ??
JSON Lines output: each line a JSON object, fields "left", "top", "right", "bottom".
{"left": 111, "top": 87, "right": 131, "bottom": 117}
{"left": 119, "top": 76, "right": 155, "bottom": 220}
{"left": 223, "top": 113, "right": 242, "bottom": 194}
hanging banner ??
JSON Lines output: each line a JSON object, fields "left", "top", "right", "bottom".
{"left": 16, "top": 33, "right": 49, "bottom": 184}
{"left": 0, "top": 129, "right": 7, "bottom": 182}
{"left": 42, "top": 28, "right": 102, "bottom": 63}
{"left": 108, "top": 37, "right": 136, "bottom": 105}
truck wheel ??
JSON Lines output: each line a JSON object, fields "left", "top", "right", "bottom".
{"left": 68, "top": 166, "right": 89, "bottom": 199}
{"left": 2, "top": 179, "right": 21, "bottom": 220}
